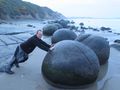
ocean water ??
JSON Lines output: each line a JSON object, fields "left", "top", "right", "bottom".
{"left": 69, "top": 18, "right": 120, "bottom": 33}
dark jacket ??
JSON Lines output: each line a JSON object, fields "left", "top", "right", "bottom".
{"left": 20, "top": 35, "right": 51, "bottom": 54}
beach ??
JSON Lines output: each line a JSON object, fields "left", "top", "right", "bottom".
{"left": 0, "top": 41, "right": 120, "bottom": 90}
{"left": 0, "top": 19, "right": 120, "bottom": 90}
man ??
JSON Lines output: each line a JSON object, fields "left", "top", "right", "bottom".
{"left": 5, "top": 30, "right": 52, "bottom": 74}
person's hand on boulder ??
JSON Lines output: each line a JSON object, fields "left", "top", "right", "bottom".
{"left": 49, "top": 44, "right": 55, "bottom": 51}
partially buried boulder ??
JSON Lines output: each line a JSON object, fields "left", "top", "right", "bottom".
{"left": 53, "top": 23, "right": 63, "bottom": 29}
{"left": 42, "top": 40, "right": 100, "bottom": 88}
{"left": 43, "top": 24, "right": 58, "bottom": 36}
{"left": 51, "top": 29, "right": 77, "bottom": 44}
{"left": 58, "top": 19, "right": 70, "bottom": 28}
{"left": 47, "top": 19, "right": 70, "bottom": 28}
{"left": 75, "top": 34, "right": 110, "bottom": 65}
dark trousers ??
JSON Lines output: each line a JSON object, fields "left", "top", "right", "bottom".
{"left": 9, "top": 46, "right": 28, "bottom": 68}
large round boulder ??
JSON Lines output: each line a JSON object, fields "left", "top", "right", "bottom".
{"left": 43, "top": 24, "right": 58, "bottom": 36}
{"left": 42, "top": 40, "right": 100, "bottom": 88}
{"left": 76, "top": 34, "right": 110, "bottom": 65}
{"left": 52, "top": 29, "right": 77, "bottom": 44}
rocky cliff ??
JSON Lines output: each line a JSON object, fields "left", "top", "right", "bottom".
{"left": 0, "top": 0, "right": 65, "bottom": 20}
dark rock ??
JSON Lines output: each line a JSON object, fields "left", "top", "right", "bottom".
{"left": 71, "top": 20, "right": 75, "bottom": 24}
{"left": 116, "top": 33, "right": 120, "bottom": 35}
{"left": 43, "top": 24, "right": 58, "bottom": 36}
{"left": 114, "top": 39, "right": 120, "bottom": 43}
{"left": 48, "top": 19, "right": 70, "bottom": 28}
{"left": 42, "top": 40, "right": 100, "bottom": 88}
{"left": 27, "top": 24, "right": 34, "bottom": 27}
{"left": 67, "top": 25, "right": 78, "bottom": 30}
{"left": 93, "top": 28, "right": 99, "bottom": 31}
{"left": 76, "top": 34, "right": 110, "bottom": 65}
{"left": 113, "top": 32, "right": 120, "bottom": 35}
{"left": 51, "top": 29, "right": 77, "bottom": 44}
{"left": 79, "top": 22, "right": 84, "bottom": 26}
{"left": 100, "top": 27, "right": 111, "bottom": 31}
{"left": 108, "top": 30, "right": 112, "bottom": 33}
{"left": 57, "top": 19, "right": 70, "bottom": 28}
{"left": 46, "top": 21, "right": 63, "bottom": 29}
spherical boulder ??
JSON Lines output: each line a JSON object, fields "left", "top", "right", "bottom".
{"left": 43, "top": 24, "right": 58, "bottom": 36}
{"left": 42, "top": 40, "right": 100, "bottom": 88}
{"left": 53, "top": 23, "right": 63, "bottom": 29}
{"left": 58, "top": 19, "right": 70, "bottom": 28}
{"left": 51, "top": 29, "right": 77, "bottom": 44}
{"left": 75, "top": 34, "right": 110, "bottom": 65}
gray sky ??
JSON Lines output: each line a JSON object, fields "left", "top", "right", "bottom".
{"left": 23, "top": 0, "right": 120, "bottom": 18}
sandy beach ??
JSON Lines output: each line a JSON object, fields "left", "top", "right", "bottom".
{"left": 0, "top": 37, "right": 120, "bottom": 90}
{"left": 0, "top": 20, "right": 120, "bottom": 90}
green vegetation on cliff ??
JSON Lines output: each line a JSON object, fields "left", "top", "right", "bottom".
{"left": 0, "top": 0, "right": 64, "bottom": 20}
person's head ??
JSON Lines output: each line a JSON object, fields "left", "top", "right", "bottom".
{"left": 36, "top": 30, "right": 42, "bottom": 39}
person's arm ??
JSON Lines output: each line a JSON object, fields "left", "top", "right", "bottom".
{"left": 38, "top": 43, "right": 50, "bottom": 52}
{"left": 39, "top": 39, "right": 51, "bottom": 48}
{"left": 33, "top": 37, "right": 50, "bottom": 52}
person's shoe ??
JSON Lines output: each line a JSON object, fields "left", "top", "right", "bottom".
{"left": 4, "top": 69, "right": 14, "bottom": 74}
{"left": 4, "top": 66, "right": 14, "bottom": 74}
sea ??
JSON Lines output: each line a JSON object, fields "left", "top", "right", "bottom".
{"left": 69, "top": 18, "right": 120, "bottom": 33}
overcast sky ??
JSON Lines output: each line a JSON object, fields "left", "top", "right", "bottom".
{"left": 23, "top": 0, "right": 120, "bottom": 18}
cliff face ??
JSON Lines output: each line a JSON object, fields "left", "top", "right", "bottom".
{"left": 0, "top": 0, "right": 65, "bottom": 20}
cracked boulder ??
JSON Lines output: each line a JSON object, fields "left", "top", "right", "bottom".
{"left": 76, "top": 34, "right": 110, "bottom": 65}
{"left": 42, "top": 40, "right": 100, "bottom": 88}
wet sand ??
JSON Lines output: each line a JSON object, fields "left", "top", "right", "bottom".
{"left": 0, "top": 37, "right": 120, "bottom": 90}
